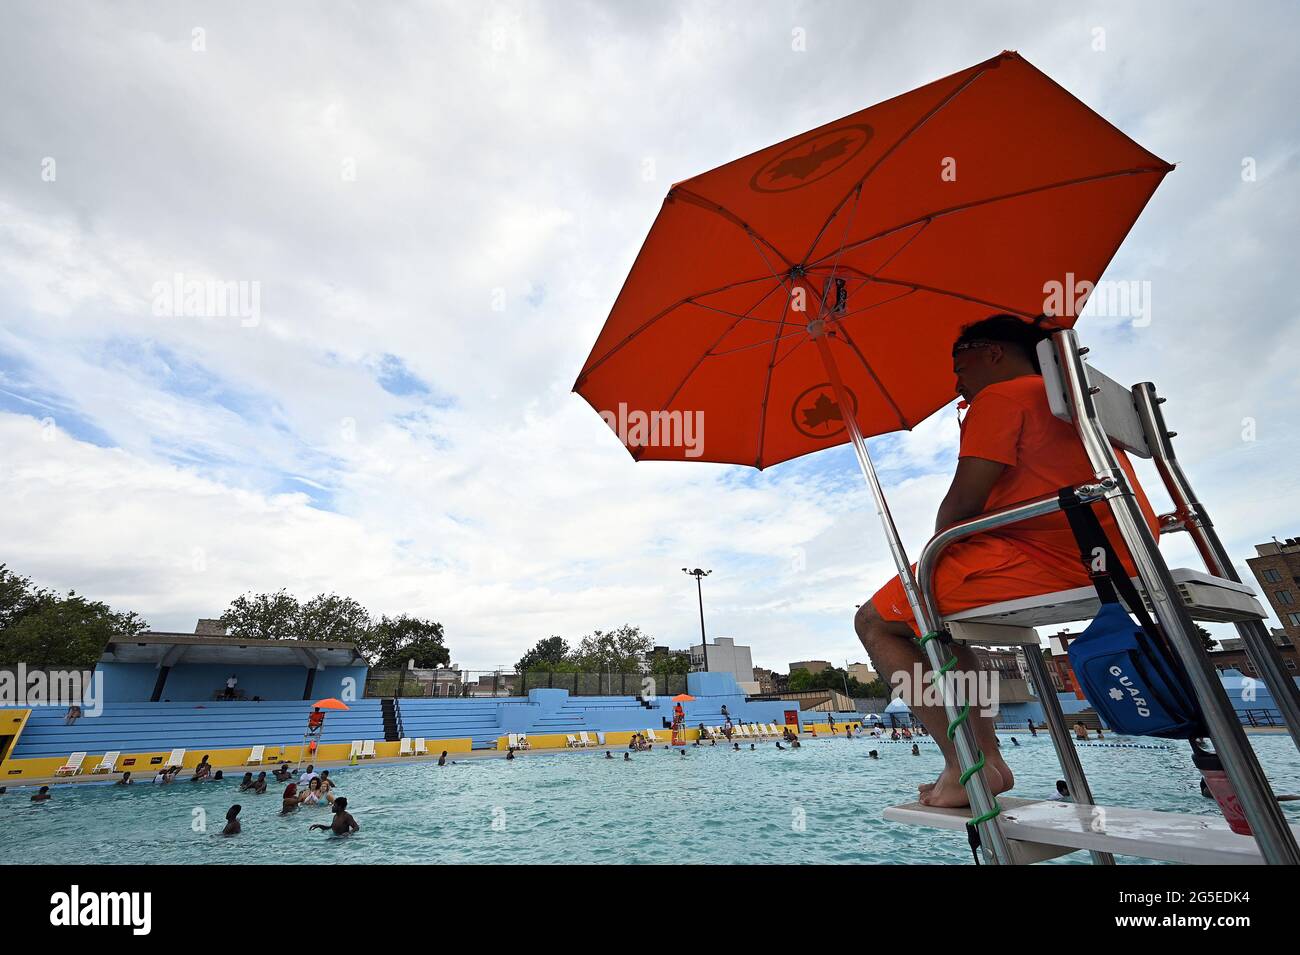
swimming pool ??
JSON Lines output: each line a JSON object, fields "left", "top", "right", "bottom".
{"left": 5, "top": 734, "right": 1299, "bottom": 864}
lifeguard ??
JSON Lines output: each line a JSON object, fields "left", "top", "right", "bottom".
{"left": 854, "top": 315, "right": 1160, "bottom": 809}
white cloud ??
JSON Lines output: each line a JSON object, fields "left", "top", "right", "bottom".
{"left": 1, "top": 1, "right": 1298, "bottom": 671}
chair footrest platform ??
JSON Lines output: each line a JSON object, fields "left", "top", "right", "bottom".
{"left": 884, "top": 798, "right": 1298, "bottom": 864}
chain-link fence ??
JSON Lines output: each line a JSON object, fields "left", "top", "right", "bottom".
{"left": 515, "top": 671, "right": 687, "bottom": 697}
{"left": 363, "top": 668, "right": 688, "bottom": 698}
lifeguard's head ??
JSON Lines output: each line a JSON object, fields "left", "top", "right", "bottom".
{"left": 951, "top": 314, "right": 1053, "bottom": 402}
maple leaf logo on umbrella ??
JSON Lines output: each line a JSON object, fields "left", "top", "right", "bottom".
{"left": 792, "top": 383, "right": 858, "bottom": 439}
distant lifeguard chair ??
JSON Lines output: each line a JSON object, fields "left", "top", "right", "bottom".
{"left": 824, "top": 327, "right": 1300, "bottom": 865}
{"left": 670, "top": 697, "right": 689, "bottom": 746}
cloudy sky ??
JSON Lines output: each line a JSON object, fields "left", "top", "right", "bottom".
{"left": 2, "top": 1, "right": 1298, "bottom": 674}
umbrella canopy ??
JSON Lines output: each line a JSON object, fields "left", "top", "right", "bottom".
{"left": 311, "top": 698, "right": 350, "bottom": 711}
{"left": 574, "top": 52, "right": 1171, "bottom": 467}
{"left": 671, "top": 693, "right": 695, "bottom": 702}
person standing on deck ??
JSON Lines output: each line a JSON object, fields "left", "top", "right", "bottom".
{"left": 855, "top": 315, "right": 1160, "bottom": 809}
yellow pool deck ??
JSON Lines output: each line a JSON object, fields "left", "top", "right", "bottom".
{"left": 1, "top": 722, "right": 856, "bottom": 790}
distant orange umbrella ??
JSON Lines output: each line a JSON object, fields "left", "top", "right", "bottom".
{"left": 311, "top": 698, "right": 350, "bottom": 710}
{"left": 672, "top": 693, "right": 695, "bottom": 702}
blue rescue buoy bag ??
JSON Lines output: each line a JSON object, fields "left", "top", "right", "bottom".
{"left": 1058, "top": 489, "right": 1208, "bottom": 740}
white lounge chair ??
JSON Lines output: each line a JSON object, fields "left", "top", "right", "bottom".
{"left": 348, "top": 740, "right": 364, "bottom": 759}
{"left": 247, "top": 745, "right": 265, "bottom": 765}
{"left": 163, "top": 749, "right": 185, "bottom": 770}
{"left": 566, "top": 734, "right": 580, "bottom": 748}
{"left": 399, "top": 738, "right": 414, "bottom": 756}
{"left": 55, "top": 752, "right": 87, "bottom": 776}
{"left": 360, "top": 739, "right": 376, "bottom": 759}
{"left": 414, "top": 738, "right": 428, "bottom": 755}
{"left": 645, "top": 728, "right": 661, "bottom": 744}
{"left": 92, "top": 751, "right": 120, "bottom": 774}
{"left": 517, "top": 734, "right": 530, "bottom": 750}
{"left": 506, "top": 733, "right": 520, "bottom": 750}
{"left": 578, "top": 731, "right": 594, "bottom": 748}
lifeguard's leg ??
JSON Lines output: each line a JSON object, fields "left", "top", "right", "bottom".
{"left": 854, "top": 601, "right": 1013, "bottom": 807}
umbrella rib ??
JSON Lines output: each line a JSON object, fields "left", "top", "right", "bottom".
{"left": 574, "top": 274, "right": 777, "bottom": 388}
{"left": 833, "top": 322, "right": 911, "bottom": 431}
{"left": 754, "top": 284, "right": 798, "bottom": 466}
{"left": 805, "top": 165, "right": 1170, "bottom": 270}
{"left": 800, "top": 60, "right": 994, "bottom": 265}
{"left": 670, "top": 187, "right": 796, "bottom": 274}
{"left": 688, "top": 299, "right": 790, "bottom": 326}
{"left": 706, "top": 327, "right": 806, "bottom": 359}
{"left": 827, "top": 266, "right": 1037, "bottom": 317}
{"left": 629, "top": 278, "right": 789, "bottom": 461}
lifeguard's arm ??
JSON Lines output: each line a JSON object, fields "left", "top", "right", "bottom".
{"left": 934, "top": 457, "right": 1006, "bottom": 533}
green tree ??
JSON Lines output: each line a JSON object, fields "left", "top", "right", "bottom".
{"left": 0, "top": 563, "right": 47, "bottom": 632}
{"left": 516, "top": 635, "right": 570, "bottom": 672}
{"left": 0, "top": 591, "right": 147, "bottom": 667}
{"left": 220, "top": 590, "right": 302, "bottom": 640}
{"left": 365, "top": 614, "right": 450, "bottom": 669}
{"left": 296, "top": 593, "right": 372, "bottom": 643}
{"left": 645, "top": 647, "right": 691, "bottom": 675}
{"left": 571, "top": 624, "right": 652, "bottom": 672}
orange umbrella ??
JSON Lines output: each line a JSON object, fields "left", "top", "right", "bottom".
{"left": 671, "top": 693, "right": 695, "bottom": 702}
{"left": 311, "top": 698, "right": 350, "bottom": 710}
{"left": 574, "top": 51, "right": 1170, "bottom": 467}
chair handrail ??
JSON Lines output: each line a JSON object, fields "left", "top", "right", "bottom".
{"left": 914, "top": 480, "right": 1115, "bottom": 629}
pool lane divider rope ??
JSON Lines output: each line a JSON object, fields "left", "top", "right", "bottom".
{"left": 919, "top": 629, "right": 1001, "bottom": 861}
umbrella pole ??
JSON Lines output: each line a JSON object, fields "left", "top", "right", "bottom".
{"left": 809, "top": 320, "right": 1014, "bottom": 865}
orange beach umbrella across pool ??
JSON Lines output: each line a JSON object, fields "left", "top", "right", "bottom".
{"left": 311, "top": 698, "right": 350, "bottom": 711}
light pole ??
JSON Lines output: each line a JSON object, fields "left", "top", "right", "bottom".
{"left": 682, "top": 567, "right": 711, "bottom": 672}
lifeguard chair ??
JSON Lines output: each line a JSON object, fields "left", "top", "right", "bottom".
{"left": 827, "top": 327, "right": 1300, "bottom": 865}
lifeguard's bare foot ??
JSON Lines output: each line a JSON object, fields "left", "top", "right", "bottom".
{"left": 918, "top": 764, "right": 1012, "bottom": 807}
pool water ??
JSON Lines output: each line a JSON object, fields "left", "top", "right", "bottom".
{"left": 4, "top": 734, "right": 1299, "bottom": 864}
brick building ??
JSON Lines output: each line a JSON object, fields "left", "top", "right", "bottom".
{"left": 1246, "top": 538, "right": 1300, "bottom": 649}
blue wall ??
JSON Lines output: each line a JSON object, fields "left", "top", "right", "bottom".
{"left": 96, "top": 661, "right": 369, "bottom": 703}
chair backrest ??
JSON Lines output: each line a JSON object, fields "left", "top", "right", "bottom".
{"left": 1036, "top": 338, "right": 1151, "bottom": 459}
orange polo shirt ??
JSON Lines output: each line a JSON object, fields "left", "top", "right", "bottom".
{"left": 871, "top": 374, "right": 1160, "bottom": 629}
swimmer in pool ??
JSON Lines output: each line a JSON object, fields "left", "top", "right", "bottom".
{"left": 301, "top": 777, "right": 326, "bottom": 806}
{"left": 190, "top": 755, "right": 212, "bottom": 782}
{"left": 1010, "top": 737, "right": 1019, "bottom": 746}
{"left": 31, "top": 785, "right": 51, "bottom": 802}
{"left": 273, "top": 762, "right": 293, "bottom": 783}
{"left": 309, "top": 796, "right": 359, "bottom": 836}
{"left": 776, "top": 742, "right": 785, "bottom": 750}
{"left": 911, "top": 744, "right": 920, "bottom": 755}
{"left": 116, "top": 771, "right": 133, "bottom": 785}
{"left": 438, "top": 751, "right": 448, "bottom": 766}
{"left": 280, "top": 783, "right": 299, "bottom": 814}
{"left": 223, "top": 804, "right": 241, "bottom": 836}
{"left": 868, "top": 750, "right": 879, "bottom": 760}
{"left": 238, "top": 772, "right": 256, "bottom": 791}
{"left": 605, "top": 752, "right": 613, "bottom": 759}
